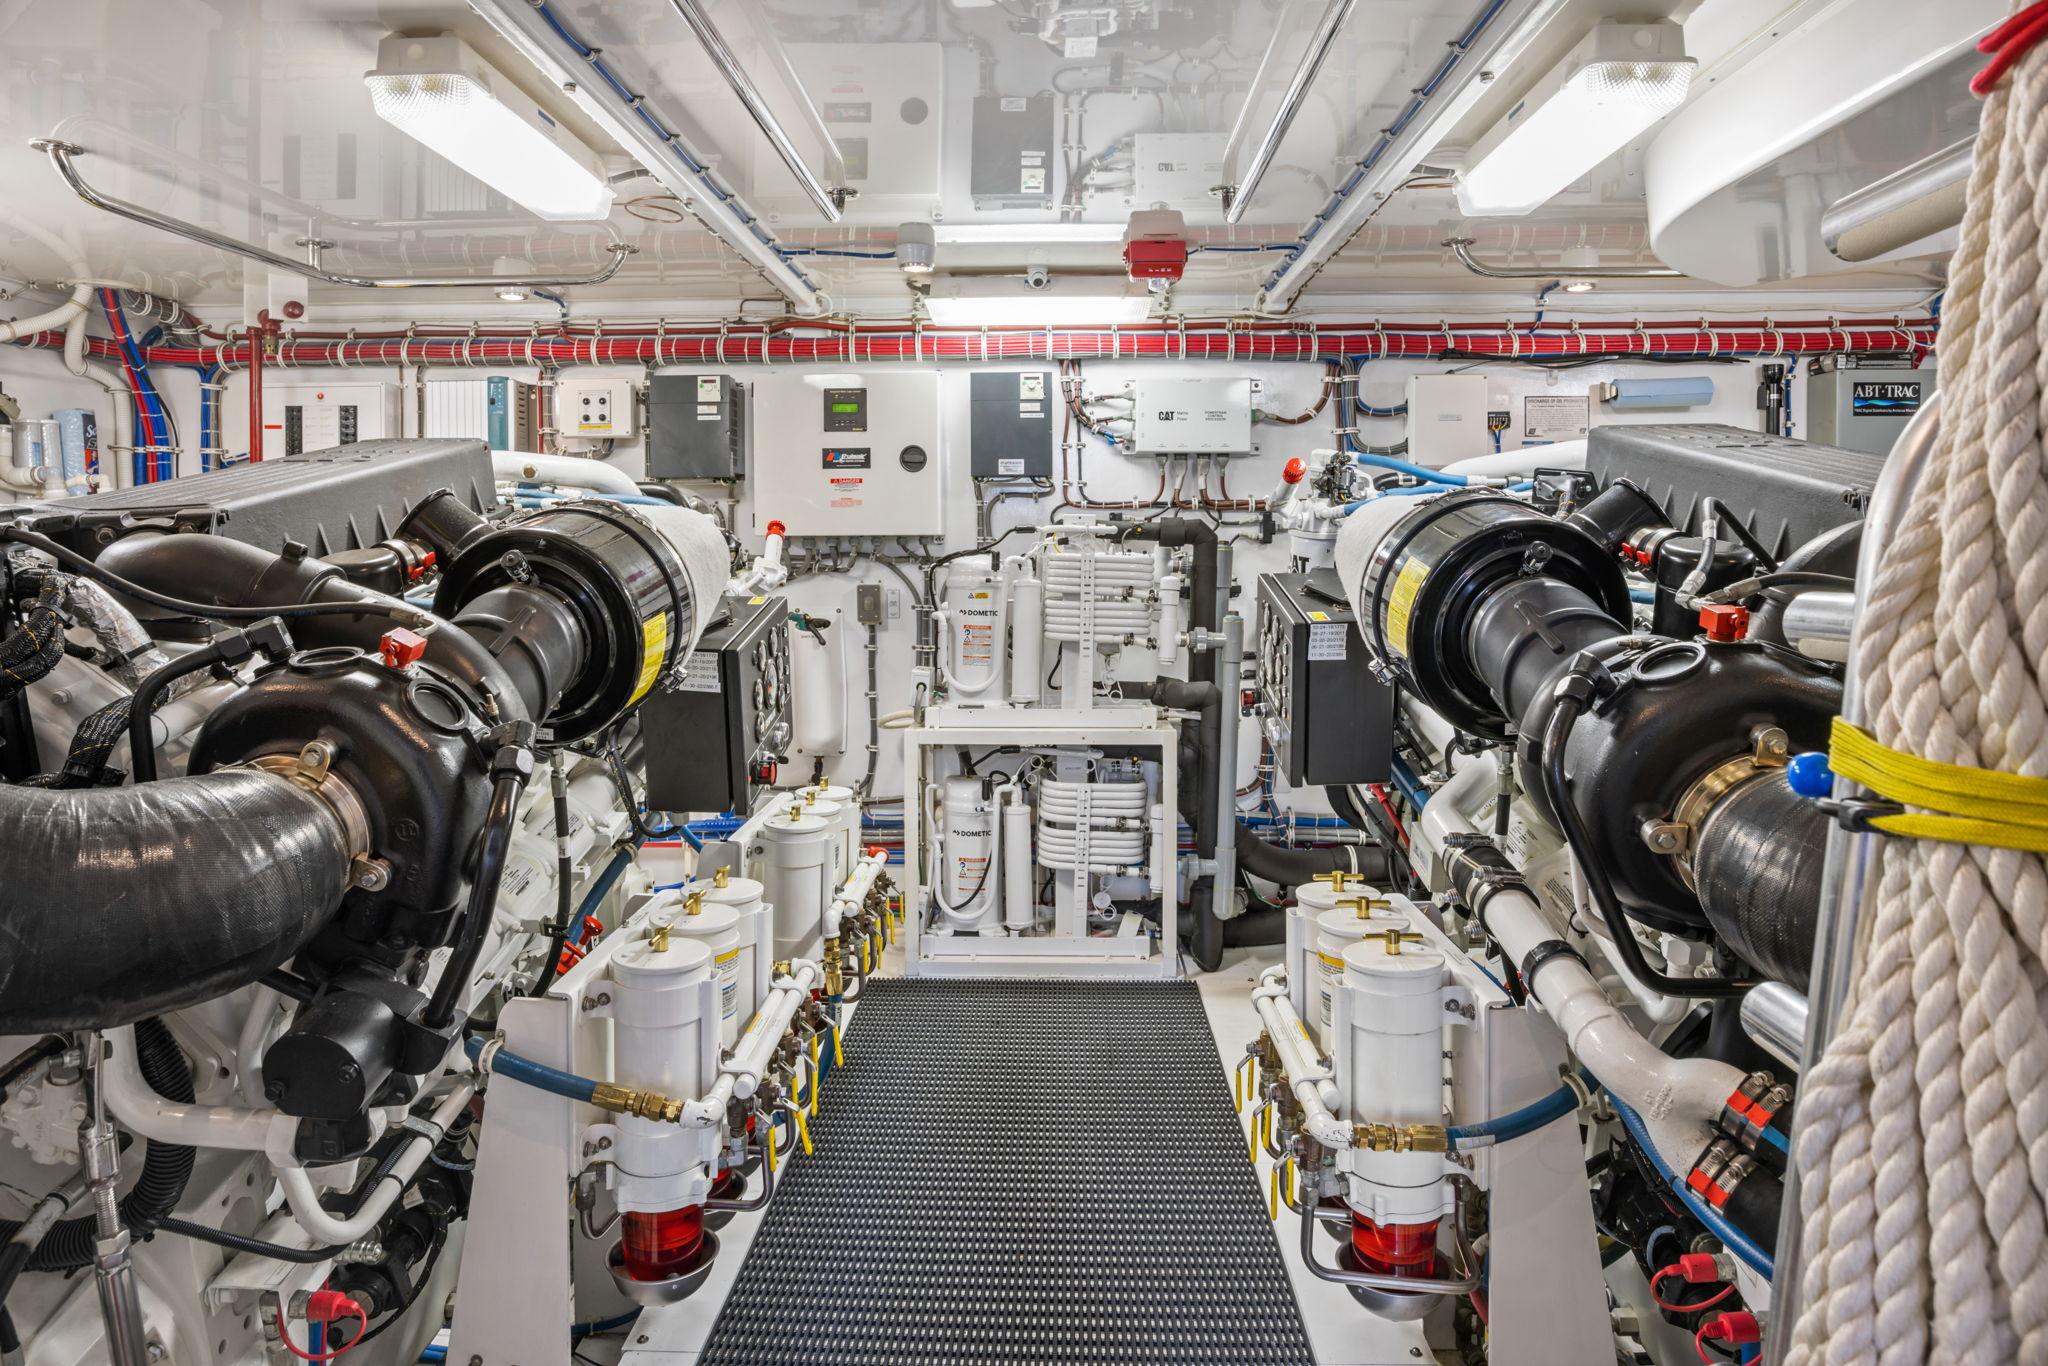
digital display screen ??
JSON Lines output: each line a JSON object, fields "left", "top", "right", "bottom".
{"left": 831, "top": 402, "right": 860, "bottom": 413}
{"left": 823, "top": 387, "right": 867, "bottom": 433}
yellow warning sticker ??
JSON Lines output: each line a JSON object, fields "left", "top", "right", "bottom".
{"left": 749, "top": 595, "right": 766, "bottom": 605}
{"left": 1384, "top": 558, "right": 1428, "bottom": 658}
{"left": 1307, "top": 610, "right": 1329, "bottom": 622}
{"left": 629, "top": 612, "right": 672, "bottom": 705}
{"left": 715, "top": 947, "right": 741, "bottom": 966}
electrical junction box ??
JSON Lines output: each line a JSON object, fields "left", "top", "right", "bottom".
{"left": 1253, "top": 570, "right": 1394, "bottom": 788}
{"left": 558, "top": 376, "right": 637, "bottom": 440}
{"left": 749, "top": 371, "right": 943, "bottom": 537}
{"left": 1130, "top": 377, "right": 1253, "bottom": 454}
{"left": 784, "top": 43, "right": 944, "bottom": 203}
{"left": 1804, "top": 360, "right": 1936, "bottom": 455}
{"left": 969, "top": 371, "right": 1053, "bottom": 479}
{"left": 972, "top": 95, "right": 1055, "bottom": 209}
{"left": 261, "top": 383, "right": 398, "bottom": 460}
{"left": 425, "top": 378, "right": 538, "bottom": 452}
{"left": 1126, "top": 133, "right": 1226, "bottom": 217}
{"left": 648, "top": 374, "right": 750, "bottom": 481}
{"left": 640, "top": 595, "right": 790, "bottom": 816}
{"left": 1403, "top": 374, "right": 1492, "bottom": 467}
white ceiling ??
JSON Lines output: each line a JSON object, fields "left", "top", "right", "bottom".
{"left": 0, "top": 0, "right": 1976, "bottom": 319}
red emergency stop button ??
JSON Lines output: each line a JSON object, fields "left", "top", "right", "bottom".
{"left": 753, "top": 760, "right": 778, "bottom": 785}
{"left": 1699, "top": 603, "right": 1750, "bottom": 642}
{"left": 380, "top": 627, "right": 430, "bottom": 670}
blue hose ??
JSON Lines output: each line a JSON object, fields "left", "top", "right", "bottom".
{"left": 1343, "top": 443, "right": 1468, "bottom": 486}
{"left": 1607, "top": 1090, "right": 1775, "bottom": 1279}
{"left": 463, "top": 1033, "right": 599, "bottom": 1105}
{"left": 1447, "top": 1082, "right": 1579, "bottom": 1149}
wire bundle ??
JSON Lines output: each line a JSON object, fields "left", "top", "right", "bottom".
{"left": 1785, "top": 21, "right": 2048, "bottom": 1362}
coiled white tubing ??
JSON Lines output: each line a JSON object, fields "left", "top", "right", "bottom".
{"left": 1036, "top": 779, "right": 1148, "bottom": 871}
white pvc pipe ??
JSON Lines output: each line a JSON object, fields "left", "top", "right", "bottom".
{"left": 1439, "top": 439, "right": 1587, "bottom": 480}
{"left": 276, "top": 1082, "right": 475, "bottom": 1244}
{"left": 492, "top": 450, "right": 641, "bottom": 496}
{"left": 822, "top": 850, "right": 887, "bottom": 939}
{"left": 1251, "top": 969, "right": 1350, "bottom": 1149}
{"left": 102, "top": 1024, "right": 298, "bottom": 1156}
{"left": 682, "top": 959, "right": 824, "bottom": 1124}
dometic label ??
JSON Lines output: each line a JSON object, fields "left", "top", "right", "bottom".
{"left": 1851, "top": 380, "right": 1922, "bottom": 416}
{"left": 823, "top": 447, "right": 872, "bottom": 470}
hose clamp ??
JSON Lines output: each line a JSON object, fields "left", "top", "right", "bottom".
{"left": 1518, "top": 938, "right": 1589, "bottom": 985}
{"left": 245, "top": 746, "right": 373, "bottom": 864}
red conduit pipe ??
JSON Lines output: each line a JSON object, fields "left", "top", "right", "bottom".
{"left": 13, "top": 318, "right": 1936, "bottom": 371}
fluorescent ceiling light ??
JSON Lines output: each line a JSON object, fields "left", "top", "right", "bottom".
{"left": 932, "top": 225, "right": 1129, "bottom": 245}
{"left": 1456, "top": 21, "right": 1694, "bottom": 218}
{"left": 923, "top": 279, "right": 1154, "bottom": 326}
{"left": 366, "top": 34, "right": 615, "bottom": 222}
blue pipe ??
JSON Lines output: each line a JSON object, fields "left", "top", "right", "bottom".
{"left": 512, "top": 490, "right": 670, "bottom": 507}
{"left": 1388, "top": 756, "right": 1429, "bottom": 811}
{"left": 579, "top": 845, "right": 639, "bottom": 922}
{"left": 1343, "top": 438, "right": 1468, "bottom": 486}
{"left": 1446, "top": 1082, "right": 1579, "bottom": 1149}
{"left": 1608, "top": 1090, "right": 1774, "bottom": 1279}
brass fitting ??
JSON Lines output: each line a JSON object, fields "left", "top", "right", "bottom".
{"left": 713, "top": 866, "right": 731, "bottom": 889}
{"left": 1359, "top": 928, "right": 1426, "bottom": 955}
{"left": 1352, "top": 1122, "right": 1450, "bottom": 1153}
{"left": 590, "top": 1083, "right": 685, "bottom": 1124}
{"left": 686, "top": 890, "right": 705, "bottom": 917}
{"left": 650, "top": 923, "right": 672, "bottom": 953}
{"left": 823, "top": 936, "right": 845, "bottom": 997}
{"left": 1313, "top": 870, "right": 1363, "bottom": 892}
{"left": 1335, "top": 895, "right": 1393, "bottom": 919}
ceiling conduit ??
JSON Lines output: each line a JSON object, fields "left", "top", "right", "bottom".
{"left": 470, "top": 0, "right": 824, "bottom": 315}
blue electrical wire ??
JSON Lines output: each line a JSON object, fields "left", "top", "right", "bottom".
{"left": 1607, "top": 1090, "right": 1774, "bottom": 1279}
{"left": 778, "top": 248, "right": 898, "bottom": 260}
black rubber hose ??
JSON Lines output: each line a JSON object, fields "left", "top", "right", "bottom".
{"left": 0, "top": 770, "right": 355, "bottom": 1032}
{"left": 421, "top": 767, "right": 529, "bottom": 1030}
{"left": 1540, "top": 681, "right": 1755, "bottom": 999}
{"left": 94, "top": 533, "right": 531, "bottom": 724}
{"left": 1747, "top": 520, "right": 1862, "bottom": 647}
{"left": 125, "top": 638, "right": 235, "bottom": 785}
{"left": 529, "top": 773, "right": 577, "bottom": 999}
{"left": 151, "top": 1217, "right": 347, "bottom": 1265}
{"left": 1690, "top": 772, "right": 1829, "bottom": 990}
{"left": 634, "top": 482, "right": 685, "bottom": 505}
{"left": 1235, "top": 824, "right": 1386, "bottom": 884}
{"left": 0, "top": 1020, "right": 195, "bottom": 1272}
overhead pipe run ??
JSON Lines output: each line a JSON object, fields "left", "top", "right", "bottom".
{"left": 1820, "top": 136, "right": 1975, "bottom": 262}
{"left": 665, "top": 0, "right": 850, "bottom": 222}
{"left": 1220, "top": 0, "right": 1359, "bottom": 225}
{"left": 32, "top": 140, "right": 638, "bottom": 291}
{"left": 1442, "top": 236, "right": 1684, "bottom": 281}
{"left": 1256, "top": 0, "right": 1563, "bottom": 311}
{"left": 469, "top": 0, "right": 825, "bottom": 316}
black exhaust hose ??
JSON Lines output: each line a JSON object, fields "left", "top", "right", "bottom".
{"left": 0, "top": 1019, "right": 195, "bottom": 1272}
{"left": 94, "top": 534, "right": 533, "bottom": 724}
{"left": 1690, "top": 771, "right": 1829, "bottom": 992}
{"left": 0, "top": 770, "right": 354, "bottom": 1033}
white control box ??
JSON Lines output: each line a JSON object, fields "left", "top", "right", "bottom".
{"left": 1127, "top": 133, "right": 1227, "bottom": 217}
{"left": 1130, "top": 377, "right": 1253, "bottom": 454}
{"left": 557, "top": 376, "right": 637, "bottom": 439}
{"left": 1404, "top": 374, "right": 1492, "bottom": 467}
{"left": 749, "top": 371, "right": 944, "bottom": 537}
{"left": 783, "top": 43, "right": 944, "bottom": 203}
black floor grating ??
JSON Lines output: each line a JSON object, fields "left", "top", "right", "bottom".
{"left": 700, "top": 977, "right": 1314, "bottom": 1366}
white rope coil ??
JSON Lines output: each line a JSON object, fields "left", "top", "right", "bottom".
{"left": 1787, "top": 27, "right": 2048, "bottom": 1363}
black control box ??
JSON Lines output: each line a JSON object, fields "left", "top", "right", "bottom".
{"left": 1253, "top": 570, "right": 1394, "bottom": 788}
{"left": 648, "top": 374, "right": 750, "bottom": 481}
{"left": 640, "top": 595, "right": 790, "bottom": 815}
{"left": 969, "top": 371, "right": 1053, "bottom": 480}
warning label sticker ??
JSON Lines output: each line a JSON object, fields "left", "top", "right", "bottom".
{"left": 1384, "top": 559, "right": 1428, "bottom": 658}
{"left": 629, "top": 612, "right": 672, "bottom": 705}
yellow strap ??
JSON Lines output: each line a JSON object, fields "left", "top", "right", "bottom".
{"left": 794, "top": 1104, "right": 813, "bottom": 1155}
{"left": 1831, "top": 717, "right": 2048, "bottom": 854}
{"left": 767, "top": 1121, "right": 778, "bottom": 1174}
{"left": 831, "top": 1024, "right": 845, "bottom": 1066}
{"left": 1268, "top": 1162, "right": 1280, "bottom": 1221}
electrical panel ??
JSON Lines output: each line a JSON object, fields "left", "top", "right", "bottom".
{"left": 1129, "top": 377, "right": 1252, "bottom": 454}
{"left": 1404, "top": 374, "right": 1492, "bottom": 467}
{"left": 640, "top": 595, "right": 790, "bottom": 816}
{"left": 1804, "top": 360, "right": 1935, "bottom": 455}
{"left": 425, "top": 378, "right": 538, "bottom": 451}
{"left": 969, "top": 371, "right": 1053, "bottom": 479}
{"left": 1127, "top": 133, "right": 1227, "bottom": 219}
{"left": 262, "top": 383, "right": 398, "bottom": 461}
{"left": 648, "top": 373, "right": 750, "bottom": 481}
{"left": 971, "top": 95, "right": 1055, "bottom": 209}
{"left": 784, "top": 43, "right": 944, "bottom": 203}
{"left": 1253, "top": 570, "right": 1394, "bottom": 788}
{"left": 749, "top": 371, "right": 944, "bottom": 537}
{"left": 557, "top": 375, "right": 637, "bottom": 440}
